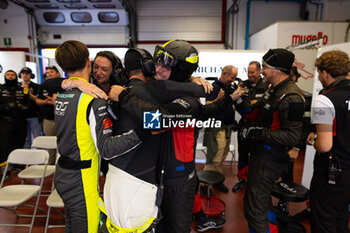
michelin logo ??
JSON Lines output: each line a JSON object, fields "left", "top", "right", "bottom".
{"left": 143, "top": 110, "right": 161, "bottom": 129}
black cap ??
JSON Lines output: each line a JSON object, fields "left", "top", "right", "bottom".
{"left": 20, "top": 67, "right": 32, "bottom": 74}
{"left": 262, "top": 49, "right": 295, "bottom": 74}
{"left": 124, "top": 50, "right": 143, "bottom": 72}
{"left": 124, "top": 49, "right": 153, "bottom": 72}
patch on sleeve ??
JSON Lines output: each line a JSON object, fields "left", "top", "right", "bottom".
{"left": 172, "top": 98, "right": 190, "bottom": 110}
{"left": 288, "top": 102, "right": 304, "bottom": 121}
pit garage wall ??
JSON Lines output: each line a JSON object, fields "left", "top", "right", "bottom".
{"left": 0, "top": 2, "right": 31, "bottom": 49}
{"left": 250, "top": 21, "right": 350, "bottom": 94}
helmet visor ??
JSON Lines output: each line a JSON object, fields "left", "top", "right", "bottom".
{"left": 154, "top": 45, "right": 177, "bottom": 68}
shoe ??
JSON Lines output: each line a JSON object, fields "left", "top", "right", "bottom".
{"left": 292, "top": 208, "right": 310, "bottom": 221}
{"left": 196, "top": 212, "right": 226, "bottom": 232}
{"left": 200, "top": 185, "right": 213, "bottom": 197}
{"left": 213, "top": 182, "right": 229, "bottom": 193}
{"left": 232, "top": 179, "right": 247, "bottom": 192}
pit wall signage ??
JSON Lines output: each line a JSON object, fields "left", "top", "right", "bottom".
{"left": 291, "top": 32, "right": 328, "bottom": 46}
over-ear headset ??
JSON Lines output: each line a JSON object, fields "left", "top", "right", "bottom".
{"left": 128, "top": 48, "right": 156, "bottom": 77}
{"left": 19, "top": 67, "right": 35, "bottom": 79}
{"left": 109, "top": 53, "right": 123, "bottom": 84}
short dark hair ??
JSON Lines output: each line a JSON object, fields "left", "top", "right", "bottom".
{"left": 46, "top": 65, "right": 59, "bottom": 73}
{"left": 5, "top": 70, "right": 17, "bottom": 76}
{"left": 55, "top": 40, "right": 89, "bottom": 73}
{"left": 249, "top": 61, "right": 261, "bottom": 70}
{"left": 315, "top": 50, "right": 350, "bottom": 78}
{"left": 95, "top": 51, "right": 119, "bottom": 69}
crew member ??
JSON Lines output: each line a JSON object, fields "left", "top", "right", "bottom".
{"left": 0, "top": 70, "right": 29, "bottom": 178}
{"left": 36, "top": 66, "right": 61, "bottom": 164}
{"left": 153, "top": 39, "right": 245, "bottom": 233}
{"left": 233, "top": 61, "right": 267, "bottom": 192}
{"left": 19, "top": 67, "right": 41, "bottom": 148}
{"left": 310, "top": 50, "right": 350, "bottom": 233}
{"left": 203, "top": 65, "right": 238, "bottom": 193}
{"left": 238, "top": 49, "right": 305, "bottom": 233}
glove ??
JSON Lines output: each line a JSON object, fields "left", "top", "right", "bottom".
{"left": 240, "top": 126, "right": 264, "bottom": 140}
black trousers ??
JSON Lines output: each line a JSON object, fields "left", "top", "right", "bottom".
{"left": 0, "top": 118, "right": 27, "bottom": 164}
{"left": 244, "top": 154, "right": 288, "bottom": 233}
{"left": 157, "top": 174, "right": 197, "bottom": 233}
{"left": 310, "top": 158, "right": 350, "bottom": 233}
{"left": 236, "top": 131, "right": 250, "bottom": 180}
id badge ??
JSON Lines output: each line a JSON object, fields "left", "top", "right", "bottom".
{"left": 328, "top": 166, "right": 340, "bottom": 185}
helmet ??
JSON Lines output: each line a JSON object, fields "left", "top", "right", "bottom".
{"left": 154, "top": 39, "right": 199, "bottom": 82}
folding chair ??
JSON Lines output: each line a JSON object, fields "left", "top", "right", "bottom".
{"left": 44, "top": 189, "right": 65, "bottom": 233}
{"left": 0, "top": 149, "right": 49, "bottom": 233}
{"left": 18, "top": 136, "right": 57, "bottom": 191}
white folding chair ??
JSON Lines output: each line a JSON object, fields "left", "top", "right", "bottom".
{"left": 44, "top": 189, "right": 65, "bottom": 233}
{"left": 18, "top": 136, "right": 57, "bottom": 191}
{"left": 0, "top": 149, "right": 49, "bottom": 233}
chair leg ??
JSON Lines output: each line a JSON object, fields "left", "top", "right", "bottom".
{"left": 29, "top": 192, "right": 42, "bottom": 233}
{"left": 44, "top": 207, "right": 52, "bottom": 233}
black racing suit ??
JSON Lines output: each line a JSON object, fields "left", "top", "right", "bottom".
{"left": 237, "top": 78, "right": 268, "bottom": 181}
{"left": 310, "top": 78, "right": 350, "bottom": 233}
{"left": 157, "top": 96, "right": 233, "bottom": 233}
{"left": 119, "top": 79, "right": 232, "bottom": 233}
{"left": 0, "top": 83, "right": 29, "bottom": 165}
{"left": 110, "top": 78, "right": 211, "bottom": 184}
{"left": 54, "top": 80, "right": 143, "bottom": 233}
{"left": 236, "top": 77, "right": 304, "bottom": 233}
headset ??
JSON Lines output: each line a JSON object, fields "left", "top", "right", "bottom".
{"left": 127, "top": 48, "right": 156, "bottom": 77}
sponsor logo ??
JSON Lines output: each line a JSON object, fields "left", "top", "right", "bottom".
{"left": 103, "top": 129, "right": 112, "bottom": 134}
{"left": 103, "top": 117, "right": 113, "bottom": 130}
{"left": 58, "top": 93, "right": 74, "bottom": 98}
{"left": 280, "top": 182, "right": 297, "bottom": 194}
{"left": 291, "top": 32, "right": 328, "bottom": 47}
{"left": 98, "top": 112, "right": 108, "bottom": 117}
{"left": 55, "top": 101, "right": 69, "bottom": 116}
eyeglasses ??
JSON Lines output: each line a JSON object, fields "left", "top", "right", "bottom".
{"left": 154, "top": 45, "right": 177, "bottom": 69}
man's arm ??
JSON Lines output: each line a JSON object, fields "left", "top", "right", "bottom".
{"left": 39, "top": 78, "right": 107, "bottom": 99}
{"left": 148, "top": 80, "right": 210, "bottom": 104}
{"left": 311, "top": 94, "right": 335, "bottom": 153}
{"left": 242, "top": 95, "right": 305, "bottom": 147}
{"left": 88, "top": 98, "right": 142, "bottom": 160}
{"left": 314, "top": 124, "right": 333, "bottom": 153}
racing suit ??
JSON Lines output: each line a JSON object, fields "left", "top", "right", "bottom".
{"left": 157, "top": 95, "right": 233, "bottom": 233}
{"left": 310, "top": 78, "right": 350, "bottom": 233}
{"left": 236, "top": 78, "right": 268, "bottom": 181}
{"left": 236, "top": 77, "right": 304, "bottom": 233}
{"left": 0, "top": 83, "right": 29, "bottom": 165}
{"left": 54, "top": 78, "right": 142, "bottom": 233}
